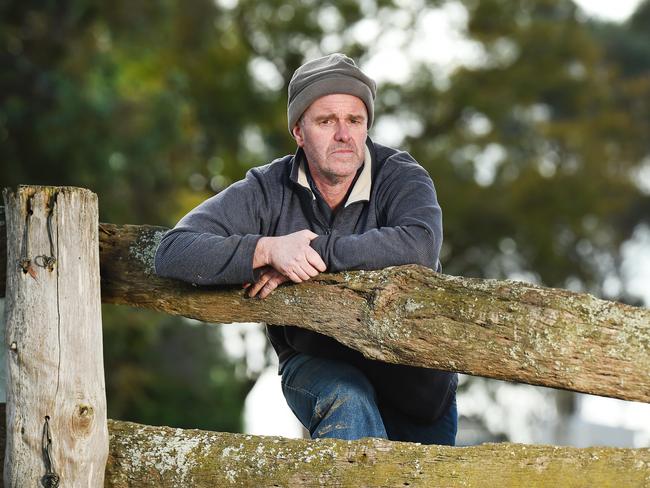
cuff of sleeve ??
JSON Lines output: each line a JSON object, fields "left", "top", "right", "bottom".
{"left": 310, "top": 235, "right": 330, "bottom": 270}
{"left": 241, "top": 234, "right": 264, "bottom": 283}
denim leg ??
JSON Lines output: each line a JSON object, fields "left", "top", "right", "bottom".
{"left": 380, "top": 394, "right": 458, "bottom": 445}
{"left": 281, "top": 353, "right": 387, "bottom": 440}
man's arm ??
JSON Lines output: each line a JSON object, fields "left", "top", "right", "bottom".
{"left": 155, "top": 168, "right": 325, "bottom": 288}
{"left": 154, "top": 173, "right": 267, "bottom": 286}
{"left": 310, "top": 160, "right": 443, "bottom": 273}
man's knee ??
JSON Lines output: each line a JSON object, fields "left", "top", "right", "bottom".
{"left": 309, "top": 370, "right": 386, "bottom": 439}
{"left": 313, "top": 375, "right": 377, "bottom": 420}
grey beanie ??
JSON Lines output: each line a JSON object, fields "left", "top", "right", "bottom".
{"left": 287, "top": 53, "right": 376, "bottom": 132}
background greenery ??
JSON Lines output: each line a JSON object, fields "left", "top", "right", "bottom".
{"left": 2, "top": 0, "right": 648, "bottom": 436}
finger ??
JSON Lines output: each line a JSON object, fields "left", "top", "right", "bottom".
{"left": 259, "top": 282, "right": 276, "bottom": 300}
{"left": 258, "top": 279, "right": 279, "bottom": 299}
{"left": 273, "top": 273, "right": 290, "bottom": 285}
{"left": 248, "top": 282, "right": 263, "bottom": 297}
{"left": 285, "top": 269, "right": 304, "bottom": 283}
{"left": 301, "top": 263, "right": 320, "bottom": 278}
{"left": 292, "top": 265, "right": 311, "bottom": 282}
{"left": 243, "top": 282, "right": 251, "bottom": 289}
{"left": 248, "top": 274, "right": 270, "bottom": 297}
{"left": 306, "top": 248, "right": 327, "bottom": 272}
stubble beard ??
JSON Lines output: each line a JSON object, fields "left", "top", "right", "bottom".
{"left": 318, "top": 150, "right": 363, "bottom": 185}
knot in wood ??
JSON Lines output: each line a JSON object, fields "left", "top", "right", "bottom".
{"left": 71, "top": 404, "right": 95, "bottom": 437}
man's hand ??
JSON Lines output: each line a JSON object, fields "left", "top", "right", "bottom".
{"left": 253, "top": 230, "right": 326, "bottom": 283}
{"left": 244, "top": 267, "right": 290, "bottom": 299}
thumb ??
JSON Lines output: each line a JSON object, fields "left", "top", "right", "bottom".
{"left": 301, "top": 230, "right": 319, "bottom": 241}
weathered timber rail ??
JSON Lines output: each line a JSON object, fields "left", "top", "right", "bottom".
{"left": 104, "top": 424, "right": 650, "bottom": 487}
{"left": 0, "top": 405, "right": 645, "bottom": 487}
{"left": 71, "top": 223, "right": 650, "bottom": 403}
{"left": 1, "top": 220, "right": 649, "bottom": 403}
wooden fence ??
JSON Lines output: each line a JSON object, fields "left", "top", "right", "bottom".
{"left": 1, "top": 186, "right": 649, "bottom": 487}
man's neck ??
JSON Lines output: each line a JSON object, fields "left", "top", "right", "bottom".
{"left": 307, "top": 166, "right": 357, "bottom": 212}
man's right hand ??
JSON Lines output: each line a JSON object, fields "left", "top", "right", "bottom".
{"left": 253, "top": 230, "right": 327, "bottom": 283}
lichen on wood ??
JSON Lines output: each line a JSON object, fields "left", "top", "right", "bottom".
{"left": 92, "top": 223, "right": 650, "bottom": 403}
{"left": 104, "top": 419, "right": 650, "bottom": 487}
{"left": 1, "top": 220, "right": 649, "bottom": 402}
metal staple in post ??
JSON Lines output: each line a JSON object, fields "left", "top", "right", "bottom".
{"left": 41, "top": 416, "right": 60, "bottom": 488}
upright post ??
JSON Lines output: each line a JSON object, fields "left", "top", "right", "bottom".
{"left": 3, "top": 186, "right": 108, "bottom": 487}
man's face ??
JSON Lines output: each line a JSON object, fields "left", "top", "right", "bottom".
{"left": 292, "top": 94, "right": 368, "bottom": 184}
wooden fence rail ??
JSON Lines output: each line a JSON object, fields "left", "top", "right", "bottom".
{"left": 3, "top": 220, "right": 647, "bottom": 403}
{"left": 0, "top": 405, "right": 647, "bottom": 487}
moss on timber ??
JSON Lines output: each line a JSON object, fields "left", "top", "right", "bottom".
{"left": 106, "top": 420, "right": 650, "bottom": 487}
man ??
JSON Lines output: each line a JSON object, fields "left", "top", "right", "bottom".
{"left": 155, "top": 53, "right": 458, "bottom": 444}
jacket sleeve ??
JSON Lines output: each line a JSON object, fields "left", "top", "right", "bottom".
{"left": 309, "top": 160, "right": 443, "bottom": 273}
{"left": 154, "top": 169, "right": 271, "bottom": 285}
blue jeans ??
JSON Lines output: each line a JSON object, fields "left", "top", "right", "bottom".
{"left": 281, "top": 353, "right": 457, "bottom": 444}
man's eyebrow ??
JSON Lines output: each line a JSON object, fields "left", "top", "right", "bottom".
{"left": 313, "top": 113, "right": 336, "bottom": 121}
{"left": 313, "top": 113, "right": 366, "bottom": 121}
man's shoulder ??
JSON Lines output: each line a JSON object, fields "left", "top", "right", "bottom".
{"left": 241, "top": 154, "right": 294, "bottom": 191}
{"left": 249, "top": 154, "right": 293, "bottom": 178}
{"left": 370, "top": 140, "right": 428, "bottom": 179}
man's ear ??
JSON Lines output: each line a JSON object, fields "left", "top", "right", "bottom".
{"left": 292, "top": 123, "right": 304, "bottom": 147}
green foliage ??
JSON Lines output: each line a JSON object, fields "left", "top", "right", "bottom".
{"left": 2, "top": 0, "right": 648, "bottom": 433}
{"left": 102, "top": 306, "right": 252, "bottom": 432}
{"left": 392, "top": 0, "right": 650, "bottom": 302}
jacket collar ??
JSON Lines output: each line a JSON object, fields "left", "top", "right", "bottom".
{"left": 290, "top": 138, "right": 373, "bottom": 208}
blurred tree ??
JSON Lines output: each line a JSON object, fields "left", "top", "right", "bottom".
{"left": 0, "top": 0, "right": 402, "bottom": 432}
{"left": 1, "top": 0, "right": 648, "bottom": 439}
{"left": 102, "top": 306, "right": 253, "bottom": 432}
{"left": 384, "top": 0, "right": 650, "bottom": 305}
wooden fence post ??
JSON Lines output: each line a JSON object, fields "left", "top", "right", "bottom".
{"left": 3, "top": 186, "right": 108, "bottom": 487}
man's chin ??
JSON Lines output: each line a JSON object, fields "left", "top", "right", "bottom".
{"left": 323, "top": 163, "right": 363, "bottom": 180}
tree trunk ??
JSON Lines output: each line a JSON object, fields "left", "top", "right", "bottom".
{"left": 3, "top": 186, "right": 108, "bottom": 487}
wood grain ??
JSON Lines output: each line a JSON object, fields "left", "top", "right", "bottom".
{"left": 0, "top": 403, "right": 646, "bottom": 487}
{"left": 3, "top": 186, "right": 108, "bottom": 487}
{"left": 2, "top": 217, "right": 650, "bottom": 403}
{"left": 97, "top": 222, "right": 650, "bottom": 404}
{"left": 102, "top": 419, "right": 650, "bottom": 487}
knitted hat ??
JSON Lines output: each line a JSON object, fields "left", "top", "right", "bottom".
{"left": 287, "top": 53, "right": 376, "bottom": 132}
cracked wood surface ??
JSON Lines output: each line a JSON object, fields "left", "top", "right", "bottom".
{"left": 2, "top": 219, "right": 650, "bottom": 403}
{"left": 2, "top": 187, "right": 108, "bottom": 487}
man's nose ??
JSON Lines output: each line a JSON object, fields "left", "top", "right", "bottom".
{"left": 334, "top": 121, "right": 351, "bottom": 142}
